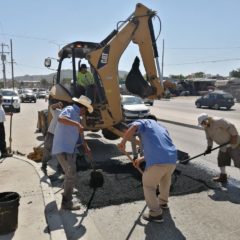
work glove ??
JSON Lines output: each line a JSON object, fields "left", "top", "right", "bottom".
{"left": 204, "top": 146, "right": 212, "bottom": 156}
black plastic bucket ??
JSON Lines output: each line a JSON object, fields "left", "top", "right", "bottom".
{"left": 0, "top": 192, "right": 20, "bottom": 235}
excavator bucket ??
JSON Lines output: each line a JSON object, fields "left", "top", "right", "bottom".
{"left": 125, "top": 57, "right": 153, "bottom": 98}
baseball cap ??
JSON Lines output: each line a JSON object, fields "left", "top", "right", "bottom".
{"left": 197, "top": 113, "right": 208, "bottom": 126}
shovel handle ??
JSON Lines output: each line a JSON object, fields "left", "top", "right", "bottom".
{"left": 180, "top": 142, "right": 230, "bottom": 164}
{"left": 118, "top": 146, "right": 143, "bottom": 175}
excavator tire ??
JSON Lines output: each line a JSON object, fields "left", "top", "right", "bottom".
{"left": 102, "top": 129, "right": 120, "bottom": 140}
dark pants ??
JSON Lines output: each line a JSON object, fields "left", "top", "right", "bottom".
{"left": 56, "top": 153, "right": 77, "bottom": 202}
{"left": 76, "top": 84, "right": 98, "bottom": 103}
{"left": 218, "top": 147, "right": 240, "bottom": 168}
{"left": 0, "top": 122, "right": 7, "bottom": 155}
{"left": 41, "top": 132, "right": 54, "bottom": 168}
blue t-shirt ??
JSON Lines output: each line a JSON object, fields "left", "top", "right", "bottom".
{"left": 52, "top": 104, "right": 81, "bottom": 155}
{"left": 130, "top": 119, "right": 177, "bottom": 168}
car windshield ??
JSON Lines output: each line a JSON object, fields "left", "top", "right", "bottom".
{"left": 1, "top": 90, "right": 18, "bottom": 96}
{"left": 222, "top": 93, "right": 233, "bottom": 99}
{"left": 122, "top": 96, "right": 143, "bottom": 105}
{"left": 23, "top": 89, "right": 33, "bottom": 93}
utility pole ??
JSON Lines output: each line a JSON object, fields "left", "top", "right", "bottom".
{"left": 1, "top": 43, "right": 9, "bottom": 88}
{"left": 161, "top": 39, "right": 165, "bottom": 79}
{"left": 10, "top": 39, "right": 16, "bottom": 89}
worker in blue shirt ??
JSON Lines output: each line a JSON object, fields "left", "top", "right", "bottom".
{"left": 119, "top": 115, "right": 177, "bottom": 223}
{"left": 52, "top": 95, "right": 93, "bottom": 210}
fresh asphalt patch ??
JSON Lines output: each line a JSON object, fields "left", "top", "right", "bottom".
{"left": 49, "top": 139, "right": 221, "bottom": 209}
{"left": 75, "top": 160, "right": 143, "bottom": 209}
{"left": 73, "top": 157, "right": 220, "bottom": 209}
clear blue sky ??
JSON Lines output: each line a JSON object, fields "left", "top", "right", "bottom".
{"left": 1, "top": 0, "right": 240, "bottom": 78}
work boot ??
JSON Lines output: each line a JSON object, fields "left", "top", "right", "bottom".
{"left": 212, "top": 173, "right": 227, "bottom": 183}
{"left": 61, "top": 196, "right": 80, "bottom": 211}
{"left": 142, "top": 212, "right": 164, "bottom": 223}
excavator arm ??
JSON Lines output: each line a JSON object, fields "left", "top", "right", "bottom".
{"left": 87, "top": 3, "right": 163, "bottom": 99}
{"left": 85, "top": 3, "right": 163, "bottom": 128}
{"left": 47, "top": 3, "right": 165, "bottom": 138}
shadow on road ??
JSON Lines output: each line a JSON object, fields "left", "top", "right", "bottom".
{"left": 208, "top": 179, "right": 240, "bottom": 204}
{"left": 125, "top": 204, "right": 186, "bottom": 240}
{"left": 144, "top": 209, "right": 186, "bottom": 240}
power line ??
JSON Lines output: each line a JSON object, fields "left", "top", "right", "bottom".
{"left": 15, "top": 63, "right": 45, "bottom": 69}
{"left": 0, "top": 32, "right": 67, "bottom": 46}
{"left": 167, "top": 47, "right": 240, "bottom": 50}
{"left": 1, "top": 32, "right": 240, "bottom": 51}
{"left": 166, "top": 58, "right": 240, "bottom": 66}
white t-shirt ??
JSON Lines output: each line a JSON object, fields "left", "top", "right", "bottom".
{"left": 0, "top": 105, "right": 6, "bottom": 123}
{"left": 48, "top": 107, "right": 61, "bottom": 134}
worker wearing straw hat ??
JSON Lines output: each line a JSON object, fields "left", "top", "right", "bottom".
{"left": 52, "top": 95, "right": 93, "bottom": 210}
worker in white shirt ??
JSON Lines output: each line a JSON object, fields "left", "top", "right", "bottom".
{"left": 0, "top": 94, "right": 12, "bottom": 158}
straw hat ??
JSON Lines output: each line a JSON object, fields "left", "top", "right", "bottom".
{"left": 72, "top": 95, "right": 93, "bottom": 113}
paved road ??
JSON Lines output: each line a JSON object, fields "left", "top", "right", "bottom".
{"left": 4, "top": 99, "right": 47, "bottom": 155}
{"left": 5, "top": 96, "right": 239, "bottom": 156}
{"left": 152, "top": 97, "right": 240, "bottom": 129}
{"left": 3, "top": 97, "right": 240, "bottom": 240}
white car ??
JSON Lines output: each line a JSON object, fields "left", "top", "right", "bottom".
{"left": 121, "top": 95, "right": 150, "bottom": 123}
{"left": 37, "top": 89, "right": 47, "bottom": 99}
{"left": 0, "top": 88, "right": 21, "bottom": 113}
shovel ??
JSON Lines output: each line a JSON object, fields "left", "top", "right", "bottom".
{"left": 179, "top": 142, "right": 230, "bottom": 165}
{"left": 88, "top": 154, "right": 104, "bottom": 189}
{"left": 8, "top": 112, "right": 13, "bottom": 153}
{"left": 79, "top": 132, "right": 104, "bottom": 188}
{"left": 117, "top": 145, "right": 143, "bottom": 174}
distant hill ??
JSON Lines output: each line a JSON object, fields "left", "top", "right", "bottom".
{"left": 2, "top": 70, "right": 128, "bottom": 82}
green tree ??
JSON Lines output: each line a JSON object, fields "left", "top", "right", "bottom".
{"left": 40, "top": 78, "right": 49, "bottom": 88}
{"left": 169, "top": 74, "right": 186, "bottom": 80}
{"left": 229, "top": 68, "right": 240, "bottom": 78}
{"left": 193, "top": 72, "right": 205, "bottom": 78}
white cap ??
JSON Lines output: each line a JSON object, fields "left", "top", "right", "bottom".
{"left": 197, "top": 113, "right": 208, "bottom": 126}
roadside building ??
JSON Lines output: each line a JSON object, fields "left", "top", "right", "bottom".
{"left": 174, "top": 78, "right": 216, "bottom": 96}
{"left": 18, "top": 80, "right": 41, "bottom": 89}
{"left": 215, "top": 78, "right": 240, "bottom": 101}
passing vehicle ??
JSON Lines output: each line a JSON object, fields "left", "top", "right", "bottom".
{"left": 37, "top": 89, "right": 47, "bottom": 99}
{"left": 143, "top": 98, "right": 154, "bottom": 106}
{"left": 0, "top": 88, "right": 21, "bottom": 113}
{"left": 20, "top": 89, "right": 37, "bottom": 103}
{"left": 195, "top": 91, "right": 235, "bottom": 110}
{"left": 121, "top": 95, "right": 150, "bottom": 122}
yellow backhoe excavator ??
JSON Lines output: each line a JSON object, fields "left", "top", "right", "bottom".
{"left": 44, "top": 3, "right": 170, "bottom": 140}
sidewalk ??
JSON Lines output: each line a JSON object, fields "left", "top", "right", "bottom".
{"left": 0, "top": 156, "right": 66, "bottom": 240}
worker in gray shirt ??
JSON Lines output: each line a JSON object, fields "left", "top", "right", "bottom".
{"left": 198, "top": 113, "right": 240, "bottom": 183}
{"left": 41, "top": 102, "right": 63, "bottom": 174}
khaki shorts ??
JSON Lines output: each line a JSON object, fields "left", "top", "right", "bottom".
{"left": 217, "top": 146, "right": 240, "bottom": 168}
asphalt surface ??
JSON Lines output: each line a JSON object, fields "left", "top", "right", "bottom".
{"left": 1, "top": 98, "right": 240, "bottom": 240}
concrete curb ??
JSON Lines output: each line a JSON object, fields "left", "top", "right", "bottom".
{"left": 12, "top": 155, "right": 67, "bottom": 240}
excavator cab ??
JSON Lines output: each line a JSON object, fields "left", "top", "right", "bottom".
{"left": 45, "top": 3, "right": 165, "bottom": 139}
